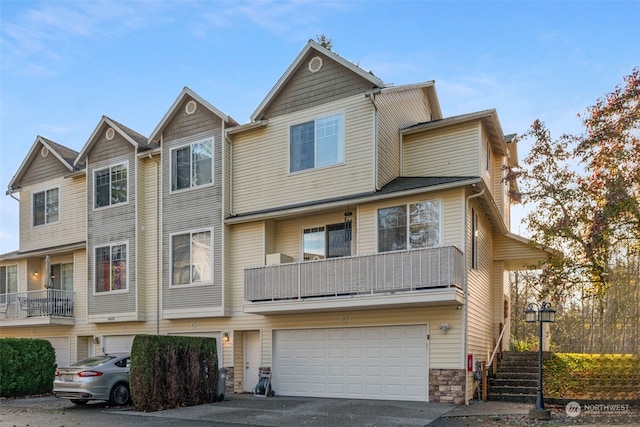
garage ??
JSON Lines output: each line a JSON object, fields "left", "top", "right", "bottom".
{"left": 272, "top": 324, "right": 428, "bottom": 401}
{"left": 45, "top": 337, "right": 70, "bottom": 368}
{"left": 168, "top": 331, "right": 223, "bottom": 366}
{"left": 103, "top": 335, "right": 136, "bottom": 354}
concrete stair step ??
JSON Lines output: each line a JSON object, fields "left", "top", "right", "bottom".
{"left": 499, "top": 365, "right": 539, "bottom": 371}
{"left": 487, "top": 393, "right": 536, "bottom": 403}
{"left": 490, "top": 385, "right": 538, "bottom": 395}
{"left": 495, "top": 372, "right": 538, "bottom": 379}
{"left": 490, "top": 378, "right": 538, "bottom": 387}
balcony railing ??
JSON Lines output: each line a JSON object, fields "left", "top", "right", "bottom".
{"left": 0, "top": 289, "right": 75, "bottom": 320}
{"left": 245, "top": 245, "right": 464, "bottom": 302}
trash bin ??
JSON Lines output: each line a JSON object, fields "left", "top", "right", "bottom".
{"left": 215, "top": 368, "right": 227, "bottom": 401}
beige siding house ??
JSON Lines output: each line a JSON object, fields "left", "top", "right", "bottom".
{"left": 1, "top": 40, "right": 550, "bottom": 404}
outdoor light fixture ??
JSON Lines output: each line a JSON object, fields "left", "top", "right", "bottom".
{"left": 525, "top": 301, "right": 556, "bottom": 419}
{"left": 223, "top": 332, "right": 230, "bottom": 343}
{"left": 33, "top": 270, "right": 39, "bottom": 277}
{"left": 439, "top": 324, "right": 451, "bottom": 334}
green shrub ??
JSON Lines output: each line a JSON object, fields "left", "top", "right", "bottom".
{"left": 511, "top": 338, "right": 534, "bottom": 352}
{"left": 130, "top": 335, "right": 218, "bottom": 411}
{"left": 0, "top": 338, "right": 56, "bottom": 397}
{"left": 544, "top": 353, "right": 640, "bottom": 400}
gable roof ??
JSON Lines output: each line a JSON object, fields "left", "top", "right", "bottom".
{"left": 149, "top": 87, "right": 238, "bottom": 144}
{"left": 75, "top": 116, "right": 152, "bottom": 166}
{"left": 379, "top": 81, "right": 443, "bottom": 121}
{"left": 7, "top": 136, "right": 83, "bottom": 194}
{"left": 401, "top": 109, "right": 509, "bottom": 156}
{"left": 250, "top": 40, "right": 386, "bottom": 122}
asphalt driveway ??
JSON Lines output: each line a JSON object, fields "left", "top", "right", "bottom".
{"left": 1, "top": 393, "right": 457, "bottom": 427}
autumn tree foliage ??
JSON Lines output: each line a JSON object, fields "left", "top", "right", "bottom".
{"left": 511, "top": 68, "right": 639, "bottom": 353}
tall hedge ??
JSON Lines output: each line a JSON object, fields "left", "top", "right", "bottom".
{"left": 130, "top": 335, "right": 218, "bottom": 411}
{"left": 0, "top": 338, "right": 56, "bottom": 397}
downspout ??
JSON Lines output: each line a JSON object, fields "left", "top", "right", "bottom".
{"left": 8, "top": 191, "right": 20, "bottom": 202}
{"left": 221, "top": 120, "right": 226, "bottom": 318}
{"left": 225, "top": 132, "right": 234, "bottom": 217}
{"left": 464, "top": 187, "right": 485, "bottom": 404}
{"left": 151, "top": 139, "right": 161, "bottom": 336}
{"left": 367, "top": 89, "right": 381, "bottom": 191}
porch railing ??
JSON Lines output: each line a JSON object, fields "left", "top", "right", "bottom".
{"left": 0, "top": 289, "right": 75, "bottom": 320}
{"left": 245, "top": 245, "right": 464, "bottom": 302}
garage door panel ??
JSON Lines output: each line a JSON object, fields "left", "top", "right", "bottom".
{"left": 274, "top": 325, "right": 428, "bottom": 401}
{"left": 46, "top": 337, "right": 70, "bottom": 368}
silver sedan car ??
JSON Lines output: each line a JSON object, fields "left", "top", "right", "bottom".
{"left": 53, "top": 353, "right": 131, "bottom": 405}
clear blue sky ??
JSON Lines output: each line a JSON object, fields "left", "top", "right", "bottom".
{"left": 1, "top": 0, "right": 638, "bottom": 254}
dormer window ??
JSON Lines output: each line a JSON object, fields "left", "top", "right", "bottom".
{"left": 290, "top": 113, "right": 344, "bottom": 172}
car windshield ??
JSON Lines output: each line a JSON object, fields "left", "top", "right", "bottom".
{"left": 70, "top": 355, "right": 116, "bottom": 367}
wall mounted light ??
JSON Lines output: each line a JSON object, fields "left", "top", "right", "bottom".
{"left": 32, "top": 270, "right": 39, "bottom": 277}
{"left": 223, "top": 332, "right": 230, "bottom": 343}
{"left": 439, "top": 324, "right": 451, "bottom": 334}
{"left": 93, "top": 336, "right": 101, "bottom": 345}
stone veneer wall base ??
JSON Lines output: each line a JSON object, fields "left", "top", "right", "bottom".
{"left": 429, "top": 368, "right": 466, "bottom": 404}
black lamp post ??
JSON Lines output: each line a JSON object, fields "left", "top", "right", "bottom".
{"left": 525, "top": 301, "right": 556, "bottom": 419}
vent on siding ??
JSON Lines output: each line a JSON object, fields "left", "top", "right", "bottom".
{"left": 185, "top": 100, "right": 197, "bottom": 115}
{"left": 308, "top": 56, "right": 323, "bottom": 73}
{"left": 105, "top": 127, "right": 115, "bottom": 140}
{"left": 41, "top": 146, "right": 49, "bottom": 157}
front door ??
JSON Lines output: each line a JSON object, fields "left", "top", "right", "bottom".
{"left": 243, "top": 331, "right": 260, "bottom": 392}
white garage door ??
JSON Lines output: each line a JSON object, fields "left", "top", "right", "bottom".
{"left": 103, "top": 335, "right": 136, "bottom": 354}
{"left": 46, "top": 337, "right": 70, "bottom": 368}
{"left": 168, "top": 332, "right": 222, "bottom": 366}
{"left": 273, "top": 325, "right": 428, "bottom": 401}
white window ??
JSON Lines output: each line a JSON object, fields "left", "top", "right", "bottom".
{"left": 172, "top": 139, "right": 213, "bottom": 191}
{"left": 95, "top": 243, "right": 127, "bottom": 293}
{"left": 33, "top": 188, "right": 59, "bottom": 226}
{"left": 95, "top": 162, "right": 128, "bottom": 208}
{"left": 171, "top": 230, "right": 212, "bottom": 286}
{"left": 471, "top": 208, "right": 479, "bottom": 270}
{"left": 377, "top": 200, "right": 441, "bottom": 252}
{"left": 51, "top": 263, "right": 74, "bottom": 292}
{"left": 290, "top": 113, "right": 343, "bottom": 172}
{"left": 486, "top": 142, "right": 491, "bottom": 171}
{"left": 0, "top": 265, "right": 18, "bottom": 304}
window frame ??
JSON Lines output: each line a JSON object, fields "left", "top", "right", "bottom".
{"left": 32, "top": 186, "right": 60, "bottom": 227}
{"left": 170, "top": 138, "right": 214, "bottom": 193}
{"left": 51, "top": 262, "right": 74, "bottom": 292}
{"left": 289, "top": 112, "right": 345, "bottom": 173}
{"left": 302, "top": 222, "right": 352, "bottom": 261}
{"left": 0, "top": 264, "right": 18, "bottom": 304}
{"left": 93, "top": 161, "right": 129, "bottom": 210}
{"left": 377, "top": 199, "right": 442, "bottom": 253}
{"left": 485, "top": 140, "right": 492, "bottom": 171}
{"left": 93, "top": 241, "right": 129, "bottom": 295}
{"left": 471, "top": 208, "right": 479, "bottom": 270}
{"left": 169, "top": 228, "right": 214, "bottom": 288}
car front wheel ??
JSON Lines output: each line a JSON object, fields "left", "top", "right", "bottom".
{"left": 109, "top": 382, "right": 130, "bottom": 406}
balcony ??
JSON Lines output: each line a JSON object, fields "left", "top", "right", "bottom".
{"left": 0, "top": 289, "right": 75, "bottom": 326}
{"left": 244, "top": 245, "right": 465, "bottom": 314}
